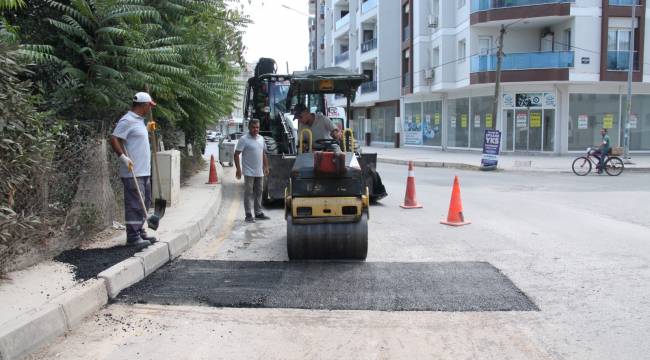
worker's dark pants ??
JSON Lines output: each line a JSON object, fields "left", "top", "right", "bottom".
{"left": 244, "top": 176, "right": 263, "bottom": 216}
{"left": 121, "top": 176, "right": 151, "bottom": 241}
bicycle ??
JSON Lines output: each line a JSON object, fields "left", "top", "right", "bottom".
{"left": 572, "top": 147, "right": 624, "bottom": 176}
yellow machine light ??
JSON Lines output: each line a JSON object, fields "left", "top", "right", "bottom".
{"left": 319, "top": 80, "right": 334, "bottom": 91}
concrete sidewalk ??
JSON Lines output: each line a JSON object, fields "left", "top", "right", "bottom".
{"left": 0, "top": 160, "right": 223, "bottom": 360}
{"left": 365, "top": 145, "right": 650, "bottom": 172}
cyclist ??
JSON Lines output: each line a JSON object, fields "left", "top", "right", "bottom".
{"left": 589, "top": 128, "right": 611, "bottom": 174}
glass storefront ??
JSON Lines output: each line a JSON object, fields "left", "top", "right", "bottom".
{"left": 470, "top": 96, "right": 496, "bottom": 148}
{"left": 503, "top": 92, "right": 556, "bottom": 152}
{"left": 630, "top": 95, "right": 650, "bottom": 150}
{"left": 369, "top": 105, "right": 396, "bottom": 143}
{"left": 447, "top": 98, "right": 470, "bottom": 148}
{"left": 568, "top": 94, "right": 620, "bottom": 151}
{"left": 404, "top": 102, "right": 423, "bottom": 145}
{"left": 422, "top": 101, "right": 443, "bottom": 146}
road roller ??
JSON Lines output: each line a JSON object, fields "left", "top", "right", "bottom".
{"left": 285, "top": 132, "right": 369, "bottom": 260}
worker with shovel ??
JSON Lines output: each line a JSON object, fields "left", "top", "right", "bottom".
{"left": 109, "top": 92, "right": 158, "bottom": 249}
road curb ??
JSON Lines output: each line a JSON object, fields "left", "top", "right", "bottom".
{"left": 377, "top": 157, "right": 650, "bottom": 173}
{"left": 0, "top": 171, "right": 224, "bottom": 359}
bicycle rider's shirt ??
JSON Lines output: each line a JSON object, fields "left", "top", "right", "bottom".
{"left": 600, "top": 134, "right": 611, "bottom": 154}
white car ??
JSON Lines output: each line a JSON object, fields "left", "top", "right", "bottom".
{"left": 206, "top": 131, "right": 221, "bottom": 142}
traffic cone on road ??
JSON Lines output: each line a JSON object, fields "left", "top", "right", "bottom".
{"left": 206, "top": 155, "right": 219, "bottom": 184}
{"left": 400, "top": 161, "right": 423, "bottom": 209}
{"left": 440, "top": 176, "right": 470, "bottom": 226}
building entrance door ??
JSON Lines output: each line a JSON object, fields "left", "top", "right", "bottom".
{"left": 504, "top": 109, "right": 554, "bottom": 152}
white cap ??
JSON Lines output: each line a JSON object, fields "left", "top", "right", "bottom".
{"left": 133, "top": 92, "right": 156, "bottom": 106}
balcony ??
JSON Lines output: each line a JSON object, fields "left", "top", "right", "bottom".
{"left": 470, "top": 51, "right": 573, "bottom": 84}
{"left": 471, "top": 0, "right": 573, "bottom": 12}
{"left": 360, "top": 80, "right": 377, "bottom": 94}
{"left": 402, "top": 25, "right": 410, "bottom": 42}
{"left": 471, "top": 51, "right": 574, "bottom": 72}
{"left": 361, "top": 38, "right": 377, "bottom": 53}
{"left": 470, "top": 0, "right": 572, "bottom": 24}
{"left": 609, "top": 0, "right": 639, "bottom": 5}
{"left": 361, "top": 0, "right": 377, "bottom": 13}
{"left": 607, "top": 51, "right": 639, "bottom": 71}
{"left": 335, "top": 13, "right": 350, "bottom": 30}
{"left": 335, "top": 51, "right": 349, "bottom": 64}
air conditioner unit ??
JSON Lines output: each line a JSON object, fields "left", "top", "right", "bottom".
{"left": 428, "top": 15, "right": 439, "bottom": 28}
{"left": 424, "top": 68, "right": 434, "bottom": 80}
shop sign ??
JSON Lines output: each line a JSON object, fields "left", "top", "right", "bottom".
{"left": 434, "top": 113, "right": 440, "bottom": 125}
{"left": 451, "top": 115, "right": 457, "bottom": 128}
{"left": 503, "top": 93, "right": 514, "bottom": 107}
{"left": 481, "top": 129, "right": 501, "bottom": 168}
{"left": 603, "top": 114, "right": 614, "bottom": 129}
{"left": 629, "top": 114, "right": 638, "bottom": 129}
{"left": 460, "top": 114, "right": 468, "bottom": 128}
{"left": 578, "top": 114, "right": 589, "bottom": 129}
{"left": 516, "top": 111, "right": 528, "bottom": 128}
{"left": 423, "top": 114, "right": 437, "bottom": 140}
{"left": 474, "top": 114, "right": 481, "bottom": 128}
{"left": 530, "top": 112, "right": 542, "bottom": 128}
{"left": 486, "top": 113, "right": 493, "bottom": 128}
{"left": 544, "top": 93, "right": 556, "bottom": 107}
{"left": 516, "top": 93, "right": 543, "bottom": 107}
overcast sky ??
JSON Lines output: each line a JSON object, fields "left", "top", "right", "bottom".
{"left": 241, "top": 0, "right": 310, "bottom": 73}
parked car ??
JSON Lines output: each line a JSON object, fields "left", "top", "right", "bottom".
{"left": 206, "top": 131, "right": 221, "bottom": 142}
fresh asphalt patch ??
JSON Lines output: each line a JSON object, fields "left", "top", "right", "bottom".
{"left": 117, "top": 260, "right": 538, "bottom": 311}
{"left": 55, "top": 246, "right": 140, "bottom": 281}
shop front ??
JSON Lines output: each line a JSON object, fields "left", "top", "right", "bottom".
{"left": 403, "top": 101, "right": 443, "bottom": 147}
{"left": 502, "top": 92, "right": 556, "bottom": 152}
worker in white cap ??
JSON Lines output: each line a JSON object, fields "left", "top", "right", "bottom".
{"left": 109, "top": 92, "right": 157, "bottom": 249}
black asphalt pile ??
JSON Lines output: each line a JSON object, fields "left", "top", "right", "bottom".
{"left": 117, "top": 260, "right": 538, "bottom": 312}
{"left": 55, "top": 246, "right": 140, "bottom": 281}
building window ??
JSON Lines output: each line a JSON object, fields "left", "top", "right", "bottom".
{"left": 607, "top": 28, "right": 637, "bottom": 70}
{"left": 458, "top": 39, "right": 466, "bottom": 62}
{"left": 568, "top": 94, "right": 620, "bottom": 151}
{"left": 433, "top": 47, "right": 440, "bottom": 67}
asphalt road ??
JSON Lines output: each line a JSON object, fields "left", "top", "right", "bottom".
{"left": 35, "top": 143, "right": 650, "bottom": 360}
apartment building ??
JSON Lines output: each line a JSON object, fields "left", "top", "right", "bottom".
{"left": 401, "top": 0, "right": 650, "bottom": 154}
{"left": 310, "top": 0, "right": 402, "bottom": 144}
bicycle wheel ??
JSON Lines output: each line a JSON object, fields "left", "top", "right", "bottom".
{"left": 605, "top": 157, "right": 624, "bottom": 176}
{"left": 572, "top": 157, "right": 592, "bottom": 176}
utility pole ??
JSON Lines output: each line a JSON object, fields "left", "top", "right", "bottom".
{"left": 491, "top": 25, "right": 506, "bottom": 133}
{"left": 623, "top": 3, "right": 636, "bottom": 163}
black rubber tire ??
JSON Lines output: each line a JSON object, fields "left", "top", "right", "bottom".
{"left": 287, "top": 214, "right": 368, "bottom": 260}
{"left": 264, "top": 136, "right": 279, "bottom": 155}
{"left": 572, "top": 157, "right": 591, "bottom": 176}
{"left": 604, "top": 157, "right": 624, "bottom": 176}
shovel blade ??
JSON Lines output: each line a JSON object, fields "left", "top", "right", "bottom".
{"left": 154, "top": 198, "right": 166, "bottom": 218}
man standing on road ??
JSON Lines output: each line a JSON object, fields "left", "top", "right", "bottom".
{"left": 109, "top": 92, "right": 158, "bottom": 249}
{"left": 234, "top": 119, "right": 270, "bottom": 223}
{"left": 293, "top": 103, "right": 341, "bottom": 151}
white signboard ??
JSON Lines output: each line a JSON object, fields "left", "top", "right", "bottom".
{"left": 578, "top": 114, "right": 589, "bottom": 129}
{"left": 629, "top": 114, "right": 638, "bottom": 129}
{"left": 474, "top": 114, "right": 481, "bottom": 128}
{"left": 450, "top": 115, "right": 457, "bottom": 128}
{"left": 516, "top": 112, "right": 528, "bottom": 128}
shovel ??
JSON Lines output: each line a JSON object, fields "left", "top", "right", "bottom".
{"left": 122, "top": 146, "right": 160, "bottom": 230}
{"left": 147, "top": 114, "right": 166, "bottom": 230}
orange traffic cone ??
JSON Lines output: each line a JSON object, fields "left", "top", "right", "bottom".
{"left": 440, "top": 176, "right": 470, "bottom": 226}
{"left": 400, "top": 161, "right": 422, "bottom": 209}
{"left": 206, "top": 155, "right": 219, "bottom": 184}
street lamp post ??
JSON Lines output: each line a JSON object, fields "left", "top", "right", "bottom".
{"left": 623, "top": 2, "right": 636, "bottom": 164}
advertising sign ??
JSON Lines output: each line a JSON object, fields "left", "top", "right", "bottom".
{"left": 474, "top": 114, "right": 481, "bottom": 128}
{"left": 578, "top": 114, "right": 589, "bottom": 129}
{"left": 516, "top": 93, "right": 543, "bottom": 107}
{"left": 423, "top": 114, "right": 437, "bottom": 141}
{"left": 530, "top": 112, "right": 542, "bottom": 128}
{"left": 434, "top": 113, "right": 441, "bottom": 125}
{"left": 629, "top": 114, "right": 638, "bottom": 129}
{"left": 451, "top": 115, "right": 457, "bottom": 128}
{"left": 460, "top": 114, "right": 468, "bottom": 128}
{"left": 481, "top": 129, "right": 501, "bottom": 168}
{"left": 404, "top": 115, "right": 423, "bottom": 145}
{"left": 485, "top": 113, "right": 493, "bottom": 128}
{"left": 603, "top": 114, "right": 614, "bottom": 129}
{"left": 516, "top": 111, "right": 528, "bottom": 128}
{"left": 503, "top": 93, "right": 514, "bottom": 107}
